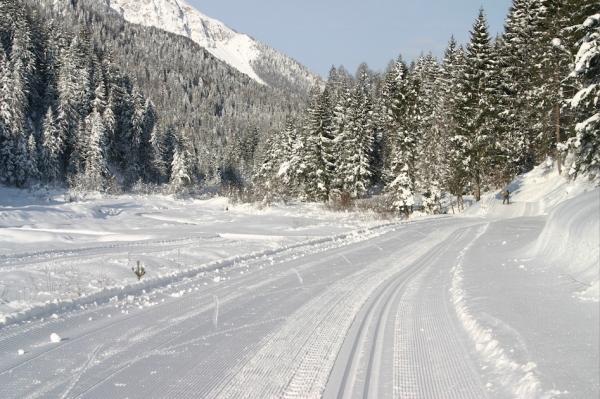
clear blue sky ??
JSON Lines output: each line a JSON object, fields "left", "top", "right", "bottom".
{"left": 185, "top": 0, "right": 513, "bottom": 78}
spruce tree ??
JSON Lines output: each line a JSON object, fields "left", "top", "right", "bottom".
{"left": 539, "top": 0, "right": 596, "bottom": 174}
{"left": 276, "top": 117, "right": 304, "bottom": 199}
{"left": 413, "top": 53, "right": 443, "bottom": 212}
{"left": 385, "top": 58, "right": 420, "bottom": 216}
{"left": 301, "top": 87, "right": 332, "bottom": 201}
{"left": 331, "top": 65, "right": 374, "bottom": 200}
{"left": 454, "top": 8, "right": 498, "bottom": 201}
{"left": 40, "top": 107, "right": 63, "bottom": 181}
{"left": 83, "top": 107, "right": 109, "bottom": 191}
{"left": 0, "top": 0, "right": 39, "bottom": 186}
{"left": 440, "top": 38, "right": 468, "bottom": 207}
{"left": 330, "top": 77, "right": 352, "bottom": 200}
{"left": 496, "top": 0, "right": 548, "bottom": 173}
{"left": 169, "top": 129, "right": 195, "bottom": 191}
{"left": 252, "top": 119, "right": 296, "bottom": 203}
{"left": 565, "top": 12, "right": 600, "bottom": 176}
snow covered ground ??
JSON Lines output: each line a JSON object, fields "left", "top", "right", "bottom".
{"left": 0, "top": 161, "right": 598, "bottom": 398}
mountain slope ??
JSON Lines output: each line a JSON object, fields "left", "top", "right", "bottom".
{"left": 102, "top": 0, "right": 323, "bottom": 94}
{"left": 25, "top": 0, "right": 309, "bottom": 186}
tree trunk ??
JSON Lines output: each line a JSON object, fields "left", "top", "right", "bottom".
{"left": 474, "top": 176, "right": 481, "bottom": 202}
{"left": 556, "top": 103, "right": 562, "bottom": 175}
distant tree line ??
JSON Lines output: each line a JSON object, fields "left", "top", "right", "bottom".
{"left": 253, "top": 0, "right": 599, "bottom": 214}
{"left": 1, "top": 0, "right": 597, "bottom": 208}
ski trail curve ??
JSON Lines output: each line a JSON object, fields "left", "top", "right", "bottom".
{"left": 205, "top": 223, "right": 466, "bottom": 399}
{"left": 327, "top": 225, "right": 488, "bottom": 399}
{"left": 450, "top": 223, "right": 543, "bottom": 397}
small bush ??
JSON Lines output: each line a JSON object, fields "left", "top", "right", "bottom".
{"left": 132, "top": 261, "right": 146, "bottom": 281}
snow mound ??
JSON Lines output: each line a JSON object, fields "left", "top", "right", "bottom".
{"left": 50, "top": 333, "right": 61, "bottom": 342}
{"left": 530, "top": 188, "right": 600, "bottom": 300}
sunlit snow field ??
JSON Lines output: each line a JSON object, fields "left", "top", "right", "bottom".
{"left": 0, "top": 160, "right": 598, "bottom": 398}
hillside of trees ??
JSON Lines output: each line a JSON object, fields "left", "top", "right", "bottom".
{"left": 1, "top": 0, "right": 598, "bottom": 211}
{"left": 252, "top": 0, "right": 599, "bottom": 213}
{"left": 1, "top": 0, "right": 307, "bottom": 192}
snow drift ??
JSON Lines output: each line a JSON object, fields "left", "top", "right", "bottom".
{"left": 530, "top": 188, "right": 600, "bottom": 299}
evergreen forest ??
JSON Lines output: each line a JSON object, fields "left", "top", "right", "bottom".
{"left": 1, "top": 0, "right": 599, "bottom": 214}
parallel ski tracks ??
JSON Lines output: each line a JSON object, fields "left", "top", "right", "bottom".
{"left": 0, "top": 217, "right": 490, "bottom": 398}
{"left": 208, "top": 224, "right": 471, "bottom": 399}
{"left": 0, "top": 223, "right": 398, "bottom": 398}
{"left": 329, "top": 225, "right": 488, "bottom": 399}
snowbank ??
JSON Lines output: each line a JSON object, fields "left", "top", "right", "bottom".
{"left": 530, "top": 188, "right": 600, "bottom": 300}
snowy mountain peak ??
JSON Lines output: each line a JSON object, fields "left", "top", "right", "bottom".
{"left": 102, "top": 0, "right": 322, "bottom": 93}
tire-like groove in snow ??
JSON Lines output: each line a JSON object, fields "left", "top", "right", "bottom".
{"left": 208, "top": 224, "right": 464, "bottom": 398}
{"left": 328, "top": 225, "right": 488, "bottom": 399}
{"left": 332, "top": 228, "right": 460, "bottom": 398}
{"left": 0, "top": 218, "right": 480, "bottom": 398}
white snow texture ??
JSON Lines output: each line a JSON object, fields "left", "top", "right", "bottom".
{"left": 0, "top": 159, "right": 597, "bottom": 398}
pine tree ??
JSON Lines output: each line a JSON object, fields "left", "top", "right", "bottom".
{"left": 385, "top": 58, "right": 420, "bottom": 216}
{"left": 330, "top": 66, "right": 374, "bottom": 201}
{"left": 58, "top": 29, "right": 94, "bottom": 181}
{"left": 439, "top": 38, "right": 468, "bottom": 207}
{"left": 169, "top": 129, "right": 195, "bottom": 191}
{"left": 82, "top": 107, "right": 109, "bottom": 191}
{"left": 253, "top": 116, "right": 297, "bottom": 202}
{"left": 347, "top": 65, "right": 374, "bottom": 198}
{"left": 149, "top": 123, "right": 167, "bottom": 184}
{"left": 413, "top": 53, "right": 443, "bottom": 212}
{"left": 300, "top": 86, "right": 334, "bottom": 201}
{"left": 276, "top": 117, "right": 303, "bottom": 199}
{"left": 539, "top": 0, "right": 596, "bottom": 175}
{"left": 0, "top": 0, "right": 40, "bottom": 186}
{"left": 565, "top": 12, "right": 600, "bottom": 176}
{"left": 454, "top": 8, "right": 498, "bottom": 201}
{"left": 40, "top": 107, "right": 63, "bottom": 181}
{"left": 496, "top": 0, "right": 548, "bottom": 174}
{"left": 330, "top": 77, "right": 352, "bottom": 199}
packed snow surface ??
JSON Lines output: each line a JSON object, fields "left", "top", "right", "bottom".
{"left": 0, "top": 161, "right": 598, "bottom": 398}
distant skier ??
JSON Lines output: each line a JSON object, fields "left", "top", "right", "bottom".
{"left": 502, "top": 189, "right": 510, "bottom": 204}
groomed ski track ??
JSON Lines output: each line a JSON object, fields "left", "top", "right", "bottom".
{"left": 0, "top": 215, "right": 496, "bottom": 398}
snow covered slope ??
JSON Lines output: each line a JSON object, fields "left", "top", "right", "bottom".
{"left": 102, "top": 0, "right": 323, "bottom": 93}
{"left": 0, "top": 160, "right": 597, "bottom": 397}
{"left": 463, "top": 158, "right": 599, "bottom": 299}
{"left": 463, "top": 158, "right": 598, "bottom": 219}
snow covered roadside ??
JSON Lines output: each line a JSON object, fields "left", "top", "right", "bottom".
{"left": 452, "top": 162, "right": 599, "bottom": 397}
{"left": 463, "top": 159, "right": 598, "bottom": 219}
{"left": 530, "top": 189, "right": 599, "bottom": 300}
{"left": 462, "top": 158, "right": 599, "bottom": 300}
{"left": 0, "top": 159, "right": 598, "bottom": 398}
{"left": 0, "top": 188, "right": 398, "bottom": 326}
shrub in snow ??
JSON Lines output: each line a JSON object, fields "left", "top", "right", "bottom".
{"left": 50, "top": 333, "right": 61, "bottom": 342}
{"left": 132, "top": 261, "right": 146, "bottom": 281}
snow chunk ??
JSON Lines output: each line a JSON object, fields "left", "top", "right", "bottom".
{"left": 50, "top": 333, "right": 61, "bottom": 343}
